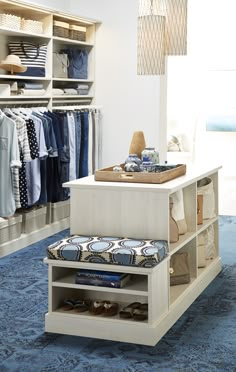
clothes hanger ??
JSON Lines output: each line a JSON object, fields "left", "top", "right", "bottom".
{"left": 3, "top": 107, "right": 16, "bottom": 118}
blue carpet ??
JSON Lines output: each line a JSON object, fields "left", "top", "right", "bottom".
{"left": 0, "top": 216, "right": 236, "bottom": 372}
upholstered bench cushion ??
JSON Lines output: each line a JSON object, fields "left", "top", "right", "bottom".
{"left": 47, "top": 235, "right": 168, "bottom": 268}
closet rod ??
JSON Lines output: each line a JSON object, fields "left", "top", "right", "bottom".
{"left": 0, "top": 99, "right": 49, "bottom": 106}
{"left": 52, "top": 99, "right": 92, "bottom": 104}
{"left": 52, "top": 105, "right": 101, "bottom": 111}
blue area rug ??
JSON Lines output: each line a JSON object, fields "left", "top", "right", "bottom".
{"left": 0, "top": 216, "right": 236, "bottom": 372}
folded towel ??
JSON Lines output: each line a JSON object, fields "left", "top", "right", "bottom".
{"left": 52, "top": 88, "right": 64, "bottom": 95}
{"left": 63, "top": 88, "right": 78, "bottom": 95}
{"left": 18, "top": 89, "right": 46, "bottom": 96}
{"left": 77, "top": 84, "right": 89, "bottom": 90}
{"left": 77, "top": 89, "right": 89, "bottom": 95}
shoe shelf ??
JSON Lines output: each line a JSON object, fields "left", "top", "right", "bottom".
{"left": 45, "top": 166, "right": 222, "bottom": 345}
{"left": 53, "top": 307, "right": 151, "bottom": 326}
{"left": 46, "top": 258, "right": 168, "bottom": 327}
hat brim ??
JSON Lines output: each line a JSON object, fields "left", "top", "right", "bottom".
{"left": 0, "top": 63, "right": 27, "bottom": 73}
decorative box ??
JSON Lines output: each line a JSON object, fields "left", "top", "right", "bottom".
{"left": 69, "top": 24, "right": 86, "bottom": 41}
{"left": 53, "top": 20, "right": 69, "bottom": 38}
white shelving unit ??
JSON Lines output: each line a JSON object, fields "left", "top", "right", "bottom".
{"left": 0, "top": 0, "right": 100, "bottom": 254}
{"left": 44, "top": 165, "right": 222, "bottom": 346}
{"left": 0, "top": 0, "right": 99, "bottom": 108}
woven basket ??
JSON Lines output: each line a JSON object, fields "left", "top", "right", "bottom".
{"left": 0, "top": 13, "right": 21, "bottom": 30}
{"left": 21, "top": 18, "right": 43, "bottom": 34}
{"left": 53, "top": 20, "right": 69, "bottom": 38}
{"left": 69, "top": 24, "right": 86, "bottom": 42}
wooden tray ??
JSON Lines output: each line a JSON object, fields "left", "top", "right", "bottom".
{"left": 95, "top": 164, "right": 186, "bottom": 184}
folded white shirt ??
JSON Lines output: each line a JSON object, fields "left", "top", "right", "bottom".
{"left": 63, "top": 88, "right": 78, "bottom": 95}
{"left": 18, "top": 89, "right": 46, "bottom": 96}
{"left": 52, "top": 88, "right": 64, "bottom": 95}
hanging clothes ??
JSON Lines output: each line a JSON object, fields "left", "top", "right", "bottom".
{"left": 52, "top": 106, "right": 102, "bottom": 178}
{"left": 73, "top": 111, "right": 82, "bottom": 179}
{"left": 25, "top": 115, "right": 48, "bottom": 207}
{"left": 33, "top": 111, "right": 58, "bottom": 205}
{"left": 0, "top": 112, "right": 21, "bottom": 217}
{"left": 3, "top": 108, "right": 34, "bottom": 209}
{"left": 79, "top": 110, "right": 89, "bottom": 178}
{"left": 0, "top": 105, "right": 101, "bottom": 215}
{"left": 88, "top": 110, "right": 93, "bottom": 176}
{"left": 67, "top": 111, "right": 76, "bottom": 181}
{"left": 93, "top": 109, "right": 102, "bottom": 171}
{"left": 44, "top": 111, "right": 70, "bottom": 202}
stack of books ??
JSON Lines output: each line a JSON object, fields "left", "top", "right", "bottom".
{"left": 75, "top": 269, "right": 130, "bottom": 288}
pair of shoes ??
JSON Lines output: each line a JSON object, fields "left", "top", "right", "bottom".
{"left": 61, "top": 299, "right": 79, "bottom": 311}
{"left": 119, "top": 302, "right": 140, "bottom": 319}
{"left": 133, "top": 303, "right": 148, "bottom": 321}
{"left": 74, "top": 299, "right": 91, "bottom": 313}
{"left": 103, "top": 302, "right": 119, "bottom": 316}
{"left": 89, "top": 300, "right": 119, "bottom": 316}
{"left": 61, "top": 298, "right": 90, "bottom": 312}
{"left": 89, "top": 300, "right": 110, "bottom": 315}
{"left": 119, "top": 302, "right": 148, "bottom": 321}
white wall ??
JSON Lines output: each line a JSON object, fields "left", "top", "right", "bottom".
{"left": 69, "top": 0, "right": 161, "bottom": 167}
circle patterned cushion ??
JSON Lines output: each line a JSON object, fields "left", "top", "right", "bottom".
{"left": 47, "top": 235, "right": 168, "bottom": 267}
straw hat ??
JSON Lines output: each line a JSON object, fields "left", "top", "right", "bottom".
{"left": 0, "top": 54, "right": 27, "bottom": 73}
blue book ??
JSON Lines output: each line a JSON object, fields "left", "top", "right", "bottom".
{"left": 76, "top": 269, "right": 126, "bottom": 282}
{"left": 75, "top": 274, "right": 130, "bottom": 288}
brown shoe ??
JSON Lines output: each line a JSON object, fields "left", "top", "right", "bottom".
{"left": 119, "top": 302, "right": 141, "bottom": 319}
{"left": 103, "top": 302, "right": 119, "bottom": 316}
{"left": 89, "top": 300, "right": 110, "bottom": 315}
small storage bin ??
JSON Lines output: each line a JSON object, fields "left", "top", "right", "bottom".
{"left": 21, "top": 18, "right": 43, "bottom": 34}
{"left": 51, "top": 200, "right": 70, "bottom": 223}
{"left": 21, "top": 206, "right": 47, "bottom": 234}
{"left": 69, "top": 24, "right": 86, "bottom": 41}
{"left": 0, "top": 214, "right": 22, "bottom": 244}
{"left": 53, "top": 20, "right": 69, "bottom": 38}
{"left": 0, "top": 13, "right": 21, "bottom": 30}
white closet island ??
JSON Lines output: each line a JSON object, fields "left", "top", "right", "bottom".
{"left": 44, "top": 165, "right": 222, "bottom": 346}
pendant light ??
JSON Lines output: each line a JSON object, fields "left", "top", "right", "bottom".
{"left": 137, "top": 0, "right": 188, "bottom": 75}
{"left": 137, "top": 0, "right": 165, "bottom": 75}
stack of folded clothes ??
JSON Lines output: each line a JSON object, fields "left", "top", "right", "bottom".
{"left": 52, "top": 88, "right": 64, "bottom": 95}
{"left": 17, "top": 82, "right": 46, "bottom": 96}
{"left": 52, "top": 85, "right": 90, "bottom": 95}
{"left": 63, "top": 88, "right": 78, "bottom": 95}
{"left": 77, "top": 84, "right": 89, "bottom": 95}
